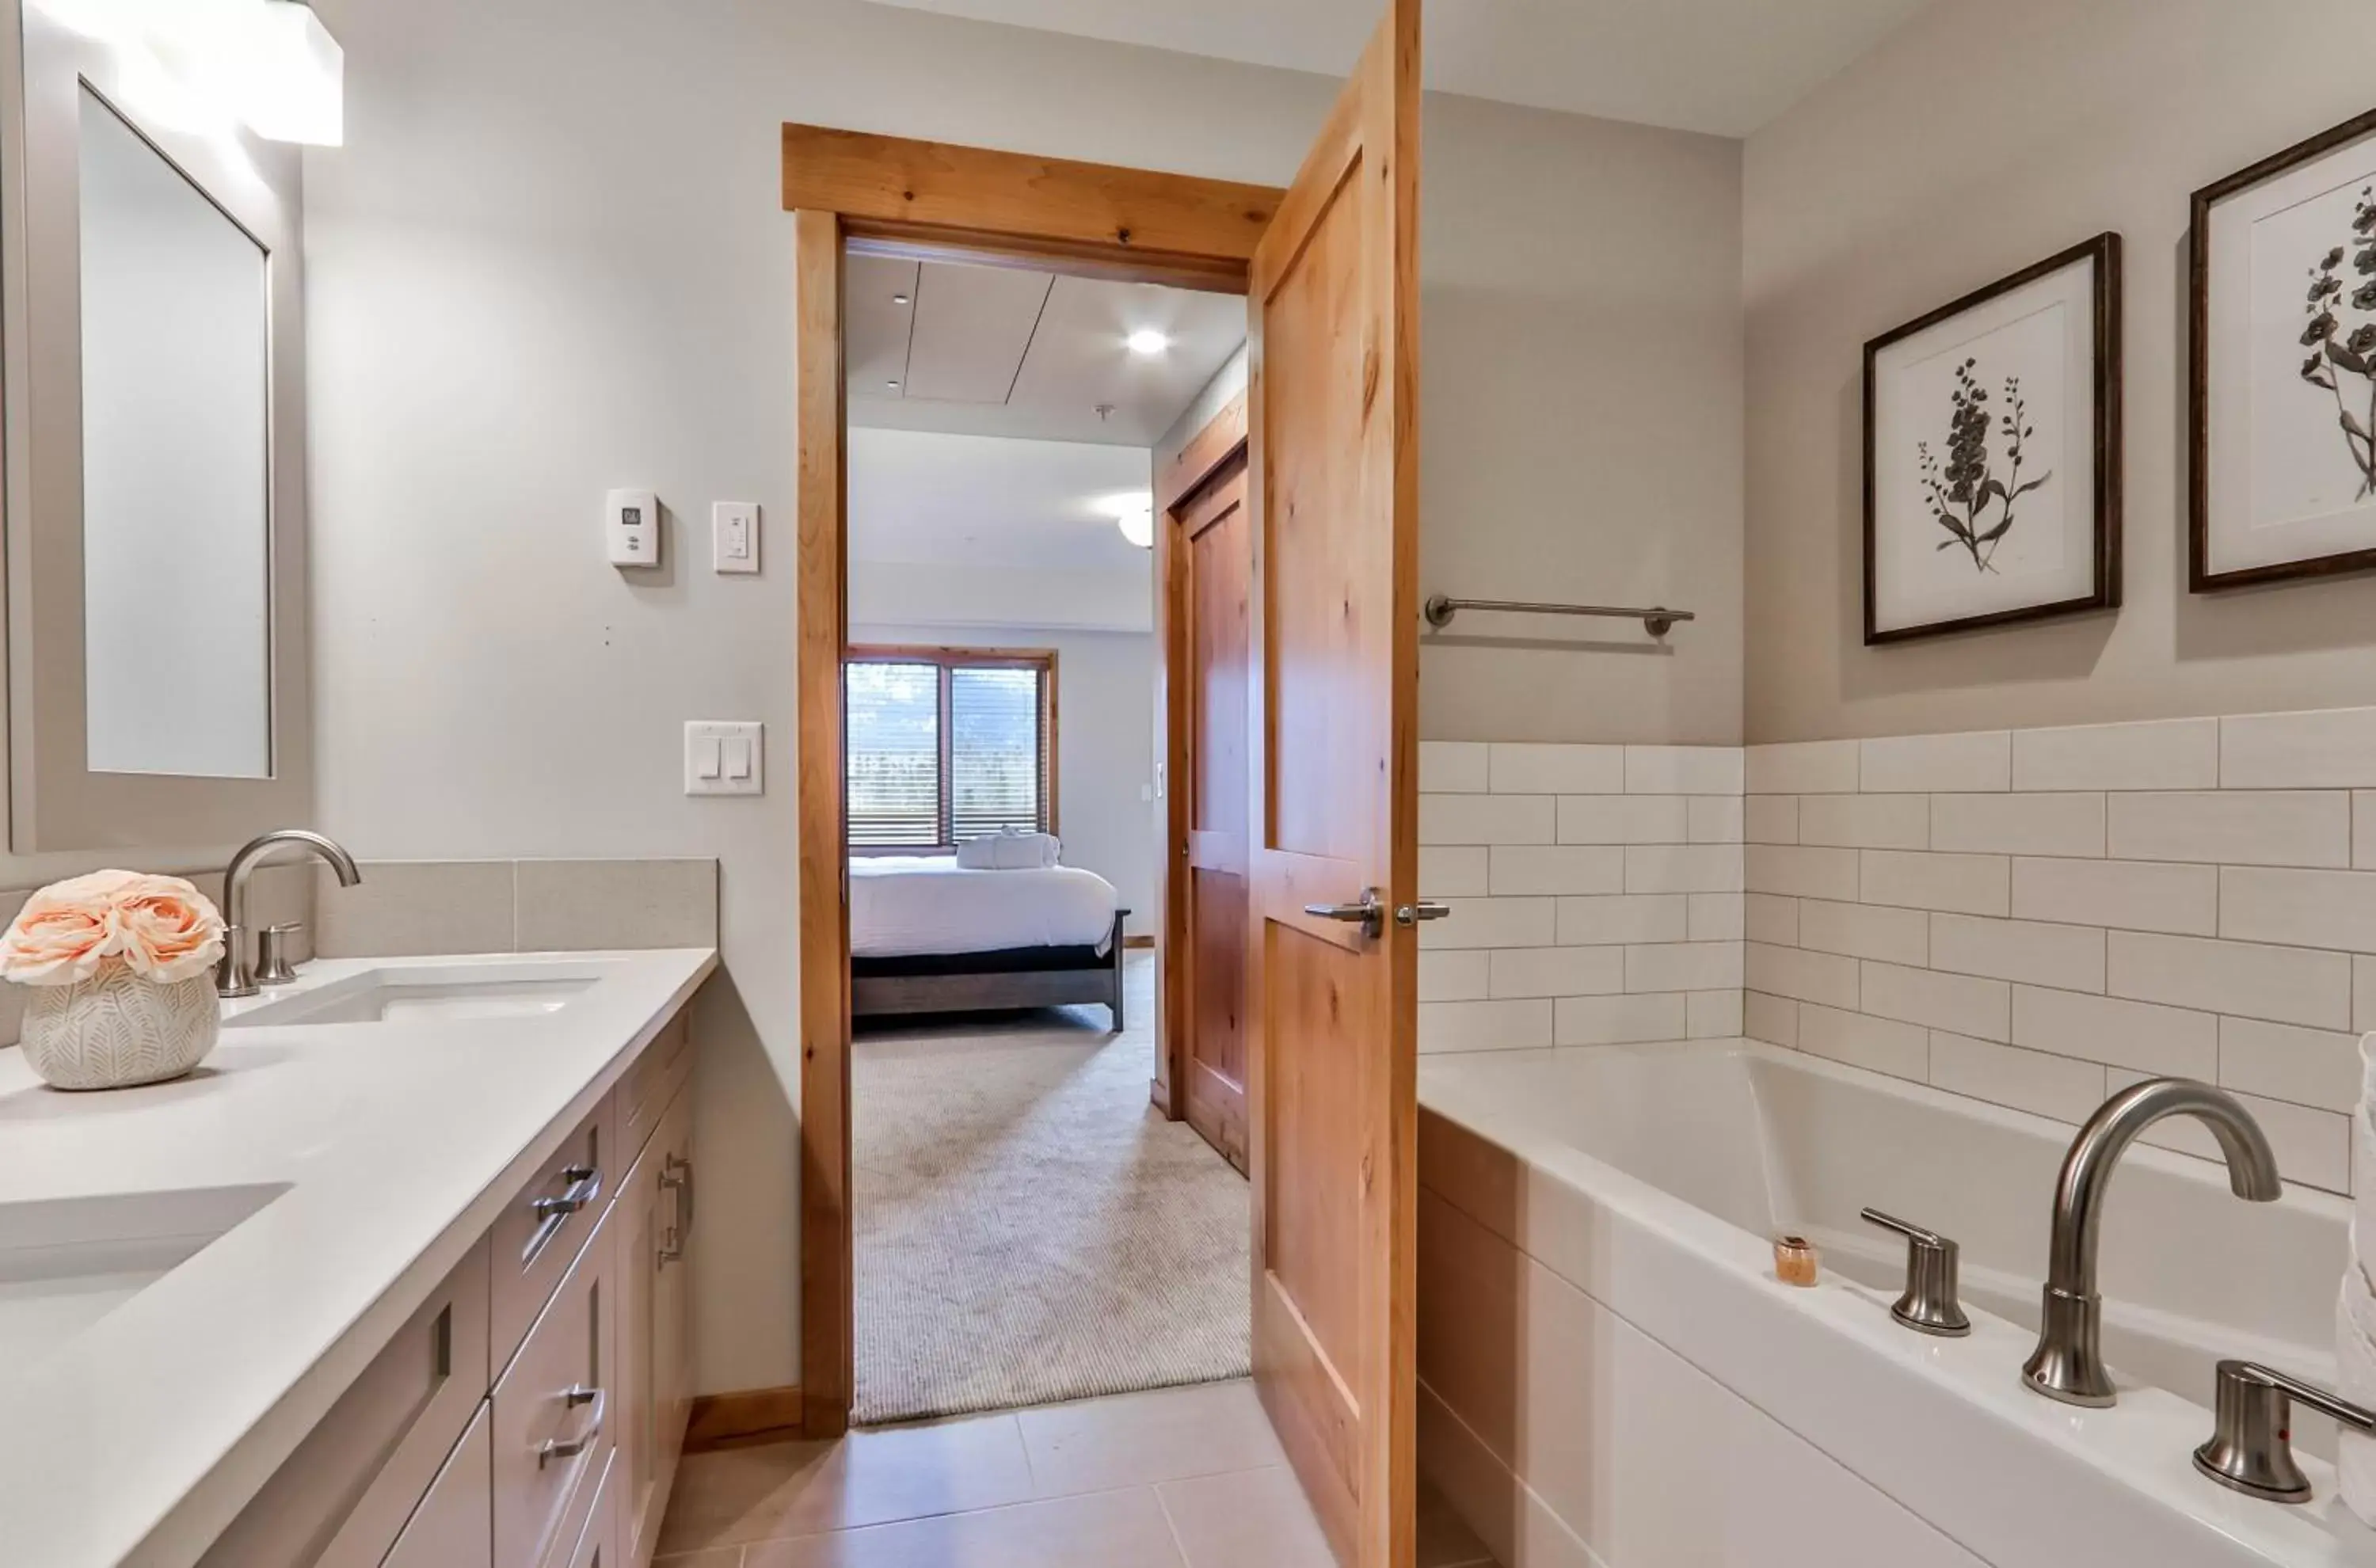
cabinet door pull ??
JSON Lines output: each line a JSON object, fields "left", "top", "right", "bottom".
{"left": 660, "top": 1155, "right": 695, "bottom": 1265}
{"left": 537, "top": 1383, "right": 606, "bottom": 1468}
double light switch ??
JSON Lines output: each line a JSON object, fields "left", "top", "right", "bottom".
{"left": 685, "top": 721, "right": 763, "bottom": 796}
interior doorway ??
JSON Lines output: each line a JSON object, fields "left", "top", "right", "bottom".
{"left": 836, "top": 247, "right": 1254, "bottom": 1425}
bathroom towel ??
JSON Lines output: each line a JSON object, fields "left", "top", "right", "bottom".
{"left": 2344, "top": 1030, "right": 2376, "bottom": 1527}
{"left": 2338, "top": 1278, "right": 2376, "bottom": 1528}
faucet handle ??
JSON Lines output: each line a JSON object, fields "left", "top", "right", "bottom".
{"left": 256, "top": 923, "right": 304, "bottom": 987}
{"left": 1860, "top": 1208, "right": 1971, "bottom": 1338}
{"left": 2196, "top": 1360, "right": 2376, "bottom": 1504}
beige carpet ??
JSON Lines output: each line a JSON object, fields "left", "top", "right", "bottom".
{"left": 851, "top": 953, "right": 1251, "bottom": 1426}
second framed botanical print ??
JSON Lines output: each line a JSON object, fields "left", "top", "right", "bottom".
{"left": 2191, "top": 106, "right": 2376, "bottom": 590}
{"left": 1864, "top": 234, "right": 2123, "bottom": 644}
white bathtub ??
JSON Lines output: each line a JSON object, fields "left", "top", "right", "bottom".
{"left": 1416, "top": 1039, "right": 2375, "bottom": 1568}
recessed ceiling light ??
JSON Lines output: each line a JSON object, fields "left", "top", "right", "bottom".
{"left": 885, "top": 379, "right": 901, "bottom": 389}
{"left": 1125, "top": 329, "right": 1171, "bottom": 357}
{"left": 893, "top": 293, "right": 909, "bottom": 305}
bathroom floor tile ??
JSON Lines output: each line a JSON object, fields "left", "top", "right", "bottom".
{"left": 741, "top": 1487, "right": 1187, "bottom": 1568}
{"left": 657, "top": 1411, "right": 1034, "bottom": 1551}
{"left": 1018, "top": 1378, "right": 1286, "bottom": 1497}
{"left": 1157, "top": 1464, "right": 1333, "bottom": 1568}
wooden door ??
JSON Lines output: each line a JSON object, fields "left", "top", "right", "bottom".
{"left": 1178, "top": 459, "right": 1252, "bottom": 1173}
{"left": 1243, "top": 2, "right": 1422, "bottom": 1566}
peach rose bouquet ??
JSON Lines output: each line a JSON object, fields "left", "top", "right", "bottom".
{"left": 3, "top": 870, "right": 226, "bottom": 1089}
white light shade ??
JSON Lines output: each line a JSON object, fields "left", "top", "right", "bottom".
{"left": 230, "top": 1, "right": 342, "bottom": 146}
{"left": 1116, "top": 508, "right": 1154, "bottom": 550}
{"left": 1125, "top": 329, "right": 1170, "bottom": 356}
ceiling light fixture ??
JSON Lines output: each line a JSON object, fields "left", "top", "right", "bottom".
{"left": 885, "top": 379, "right": 901, "bottom": 389}
{"left": 1125, "top": 329, "right": 1171, "bottom": 357}
{"left": 893, "top": 293, "right": 909, "bottom": 305}
{"left": 1099, "top": 489, "right": 1156, "bottom": 550}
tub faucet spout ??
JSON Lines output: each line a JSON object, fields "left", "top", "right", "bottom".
{"left": 2022, "top": 1078, "right": 2282, "bottom": 1407}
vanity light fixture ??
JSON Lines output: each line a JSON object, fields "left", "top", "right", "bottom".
{"left": 36, "top": 0, "right": 342, "bottom": 145}
{"left": 1097, "top": 489, "right": 1155, "bottom": 550}
{"left": 1125, "top": 329, "right": 1171, "bottom": 357}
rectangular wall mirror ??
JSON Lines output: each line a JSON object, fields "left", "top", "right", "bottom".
{"left": 77, "top": 85, "right": 274, "bottom": 780}
{"left": 3, "top": 4, "right": 313, "bottom": 850}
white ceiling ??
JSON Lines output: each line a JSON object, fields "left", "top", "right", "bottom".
{"left": 848, "top": 426, "right": 1154, "bottom": 571}
{"left": 845, "top": 253, "right": 1246, "bottom": 447}
{"left": 863, "top": 0, "right": 1932, "bottom": 136}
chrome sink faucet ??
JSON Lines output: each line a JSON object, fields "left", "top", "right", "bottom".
{"left": 217, "top": 830, "right": 362, "bottom": 999}
{"left": 2022, "top": 1078, "right": 2283, "bottom": 1406}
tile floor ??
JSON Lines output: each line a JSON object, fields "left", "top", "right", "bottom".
{"left": 655, "top": 1377, "right": 1498, "bottom": 1567}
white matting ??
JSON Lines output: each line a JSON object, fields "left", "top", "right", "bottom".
{"left": 851, "top": 953, "right": 1251, "bottom": 1425}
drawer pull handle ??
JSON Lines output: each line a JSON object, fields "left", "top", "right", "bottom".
{"left": 660, "top": 1154, "right": 695, "bottom": 1266}
{"left": 537, "top": 1383, "right": 606, "bottom": 1468}
{"left": 524, "top": 1165, "right": 602, "bottom": 1265}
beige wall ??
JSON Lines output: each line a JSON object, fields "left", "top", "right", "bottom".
{"left": 1420, "top": 96, "right": 1743, "bottom": 744}
{"left": 302, "top": 0, "right": 1748, "bottom": 1397}
{"left": 1743, "top": 0, "right": 2376, "bottom": 744}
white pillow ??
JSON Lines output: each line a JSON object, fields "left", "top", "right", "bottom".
{"left": 954, "top": 831, "right": 1060, "bottom": 870}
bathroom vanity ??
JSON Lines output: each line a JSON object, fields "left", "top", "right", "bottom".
{"left": 0, "top": 946, "right": 717, "bottom": 1568}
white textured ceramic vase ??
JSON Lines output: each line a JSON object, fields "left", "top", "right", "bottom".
{"left": 20, "top": 962, "right": 220, "bottom": 1090}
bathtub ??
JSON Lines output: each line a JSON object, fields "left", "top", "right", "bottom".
{"left": 1416, "top": 1038, "right": 2374, "bottom": 1568}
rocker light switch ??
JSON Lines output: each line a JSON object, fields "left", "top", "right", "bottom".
{"left": 685, "top": 721, "right": 763, "bottom": 796}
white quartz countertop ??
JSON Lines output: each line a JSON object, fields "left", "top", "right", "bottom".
{"left": 0, "top": 946, "right": 718, "bottom": 1568}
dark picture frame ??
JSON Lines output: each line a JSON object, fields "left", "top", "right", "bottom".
{"left": 2189, "top": 106, "right": 2376, "bottom": 591}
{"left": 1862, "top": 233, "right": 2123, "bottom": 645}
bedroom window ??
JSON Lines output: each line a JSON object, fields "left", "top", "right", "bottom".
{"left": 844, "top": 646, "right": 1056, "bottom": 851}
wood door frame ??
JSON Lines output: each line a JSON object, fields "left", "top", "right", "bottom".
{"left": 1152, "top": 392, "right": 1248, "bottom": 1120}
{"left": 789, "top": 127, "right": 1282, "bottom": 1440}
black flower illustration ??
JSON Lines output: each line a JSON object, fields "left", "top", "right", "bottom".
{"left": 2298, "top": 185, "right": 2376, "bottom": 500}
{"left": 1917, "top": 360, "right": 2050, "bottom": 574}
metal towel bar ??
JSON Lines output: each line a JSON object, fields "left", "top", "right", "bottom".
{"left": 1422, "top": 595, "right": 1695, "bottom": 638}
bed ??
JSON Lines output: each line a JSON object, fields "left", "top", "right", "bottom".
{"left": 847, "top": 854, "right": 1129, "bottom": 1029}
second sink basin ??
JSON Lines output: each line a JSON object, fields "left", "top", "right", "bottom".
{"left": 224, "top": 959, "right": 615, "bottom": 1029}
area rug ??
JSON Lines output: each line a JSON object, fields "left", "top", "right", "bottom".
{"left": 850, "top": 953, "right": 1251, "bottom": 1425}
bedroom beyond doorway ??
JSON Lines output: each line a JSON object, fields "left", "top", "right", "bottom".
{"left": 840, "top": 247, "right": 1253, "bottom": 1425}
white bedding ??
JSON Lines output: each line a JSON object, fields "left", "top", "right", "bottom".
{"left": 848, "top": 856, "right": 1121, "bottom": 958}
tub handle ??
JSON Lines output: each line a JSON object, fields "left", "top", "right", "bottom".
{"left": 2195, "top": 1360, "right": 2376, "bottom": 1503}
{"left": 1860, "top": 1208, "right": 1970, "bottom": 1338}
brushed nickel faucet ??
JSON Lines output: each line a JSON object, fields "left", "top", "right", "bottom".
{"left": 217, "top": 830, "right": 362, "bottom": 999}
{"left": 2022, "top": 1078, "right": 2283, "bottom": 1406}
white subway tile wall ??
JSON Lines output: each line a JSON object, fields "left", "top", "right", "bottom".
{"left": 1420, "top": 742, "right": 1744, "bottom": 1063}
{"left": 1742, "top": 707, "right": 2376, "bottom": 1197}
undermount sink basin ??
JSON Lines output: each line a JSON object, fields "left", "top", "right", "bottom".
{"left": 224, "top": 960, "right": 614, "bottom": 1029}
{"left": 0, "top": 1185, "right": 287, "bottom": 1367}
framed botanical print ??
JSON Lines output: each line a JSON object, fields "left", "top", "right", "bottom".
{"left": 2191, "top": 107, "right": 2376, "bottom": 589}
{"left": 1863, "top": 234, "right": 2123, "bottom": 645}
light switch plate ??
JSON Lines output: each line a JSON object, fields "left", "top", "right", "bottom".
{"left": 685, "top": 721, "right": 763, "bottom": 796}
{"left": 713, "top": 501, "right": 760, "bottom": 574}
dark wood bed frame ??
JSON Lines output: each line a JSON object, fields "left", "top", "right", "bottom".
{"left": 848, "top": 909, "right": 1130, "bottom": 1031}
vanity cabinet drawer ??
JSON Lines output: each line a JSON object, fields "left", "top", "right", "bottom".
{"left": 492, "top": 1096, "right": 615, "bottom": 1373}
{"left": 200, "top": 1239, "right": 492, "bottom": 1568}
{"left": 493, "top": 1201, "right": 615, "bottom": 1568}
{"left": 616, "top": 1009, "right": 691, "bottom": 1165}
{"left": 381, "top": 1402, "right": 492, "bottom": 1568}
{"left": 548, "top": 1450, "right": 618, "bottom": 1568}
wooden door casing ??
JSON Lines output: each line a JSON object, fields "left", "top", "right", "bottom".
{"left": 1178, "top": 461, "right": 1252, "bottom": 1173}
{"left": 1243, "top": 3, "right": 1422, "bottom": 1566}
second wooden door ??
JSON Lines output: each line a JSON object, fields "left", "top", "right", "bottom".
{"left": 1175, "top": 458, "right": 1251, "bottom": 1173}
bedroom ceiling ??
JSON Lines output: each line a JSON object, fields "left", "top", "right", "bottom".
{"left": 861, "top": 0, "right": 1933, "bottom": 136}
{"left": 848, "top": 426, "right": 1154, "bottom": 572}
{"left": 844, "top": 253, "right": 1245, "bottom": 447}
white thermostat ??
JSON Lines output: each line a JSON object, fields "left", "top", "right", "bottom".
{"left": 607, "top": 488, "right": 660, "bottom": 568}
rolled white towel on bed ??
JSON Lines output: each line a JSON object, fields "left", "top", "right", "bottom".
{"left": 954, "top": 830, "right": 1060, "bottom": 870}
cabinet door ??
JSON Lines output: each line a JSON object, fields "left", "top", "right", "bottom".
{"left": 620, "top": 1086, "right": 695, "bottom": 1568}
{"left": 382, "top": 1403, "right": 492, "bottom": 1568}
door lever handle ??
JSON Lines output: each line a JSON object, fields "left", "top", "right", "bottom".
{"left": 1305, "top": 888, "right": 1384, "bottom": 938}
{"left": 1396, "top": 901, "right": 1449, "bottom": 927}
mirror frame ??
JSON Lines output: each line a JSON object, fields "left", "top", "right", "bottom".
{"left": 1, "top": 0, "right": 313, "bottom": 851}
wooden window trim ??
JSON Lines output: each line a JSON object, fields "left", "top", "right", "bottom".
{"left": 843, "top": 644, "right": 1058, "bottom": 853}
